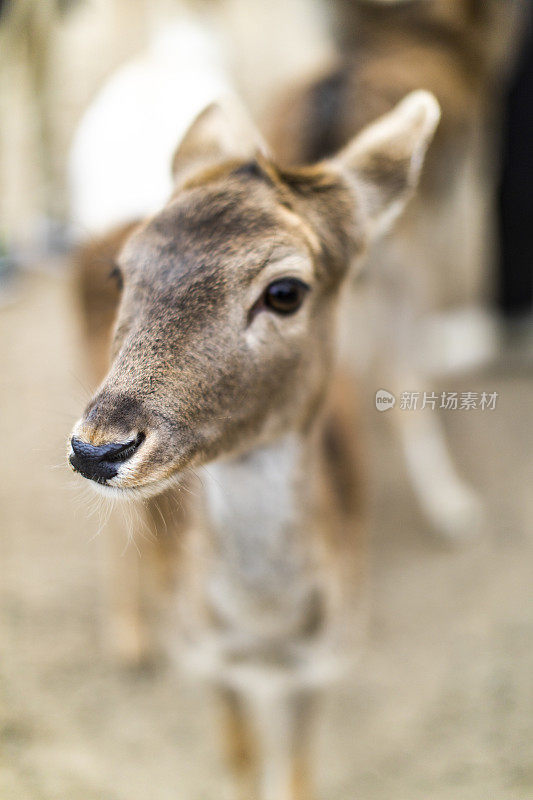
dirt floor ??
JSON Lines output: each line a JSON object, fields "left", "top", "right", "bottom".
{"left": 1, "top": 269, "right": 532, "bottom": 800}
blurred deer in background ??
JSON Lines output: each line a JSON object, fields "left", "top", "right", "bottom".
{"left": 268, "top": 0, "right": 524, "bottom": 539}
{"left": 69, "top": 92, "right": 439, "bottom": 799}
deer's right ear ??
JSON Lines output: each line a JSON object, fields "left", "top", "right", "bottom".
{"left": 331, "top": 90, "right": 440, "bottom": 240}
{"left": 171, "top": 102, "right": 270, "bottom": 187}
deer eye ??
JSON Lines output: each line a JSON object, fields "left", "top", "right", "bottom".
{"left": 263, "top": 278, "right": 309, "bottom": 315}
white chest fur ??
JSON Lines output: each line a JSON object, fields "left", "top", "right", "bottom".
{"left": 176, "top": 435, "right": 349, "bottom": 691}
{"left": 202, "top": 434, "right": 319, "bottom": 636}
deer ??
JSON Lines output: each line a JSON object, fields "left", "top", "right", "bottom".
{"left": 68, "top": 90, "right": 440, "bottom": 800}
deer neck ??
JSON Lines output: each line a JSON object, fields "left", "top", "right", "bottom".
{"left": 201, "top": 431, "right": 315, "bottom": 594}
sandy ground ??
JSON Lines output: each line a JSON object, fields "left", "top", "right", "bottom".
{"left": 1, "top": 270, "right": 532, "bottom": 800}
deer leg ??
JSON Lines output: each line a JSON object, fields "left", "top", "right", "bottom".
{"left": 389, "top": 367, "right": 484, "bottom": 540}
{"left": 100, "top": 486, "right": 188, "bottom": 667}
{"left": 216, "top": 685, "right": 259, "bottom": 800}
{"left": 99, "top": 508, "right": 151, "bottom": 667}
{"left": 251, "top": 687, "right": 318, "bottom": 800}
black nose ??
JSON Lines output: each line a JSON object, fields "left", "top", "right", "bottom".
{"left": 69, "top": 433, "right": 144, "bottom": 483}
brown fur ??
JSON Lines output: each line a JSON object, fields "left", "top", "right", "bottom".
{"left": 269, "top": 0, "right": 519, "bottom": 171}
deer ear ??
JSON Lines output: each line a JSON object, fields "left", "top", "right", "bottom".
{"left": 332, "top": 90, "right": 440, "bottom": 239}
{"left": 171, "top": 102, "right": 270, "bottom": 186}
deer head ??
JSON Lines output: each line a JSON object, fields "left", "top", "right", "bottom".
{"left": 69, "top": 91, "right": 439, "bottom": 498}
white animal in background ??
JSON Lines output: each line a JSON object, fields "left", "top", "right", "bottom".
{"left": 69, "top": 17, "right": 231, "bottom": 236}
{"left": 68, "top": 0, "right": 331, "bottom": 237}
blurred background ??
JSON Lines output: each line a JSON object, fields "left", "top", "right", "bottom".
{"left": 1, "top": 1, "right": 532, "bottom": 798}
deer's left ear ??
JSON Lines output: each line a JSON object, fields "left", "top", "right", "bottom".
{"left": 331, "top": 90, "right": 440, "bottom": 239}
{"left": 172, "top": 101, "right": 270, "bottom": 187}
